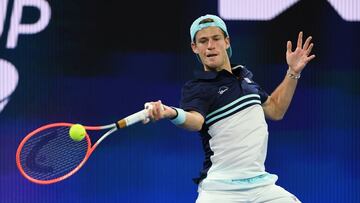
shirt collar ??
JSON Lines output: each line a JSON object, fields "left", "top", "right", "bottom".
{"left": 193, "top": 64, "right": 244, "bottom": 80}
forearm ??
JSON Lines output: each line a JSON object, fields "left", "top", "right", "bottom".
{"left": 146, "top": 101, "right": 205, "bottom": 131}
{"left": 170, "top": 108, "right": 204, "bottom": 131}
{"left": 268, "top": 68, "right": 299, "bottom": 119}
{"left": 264, "top": 31, "right": 314, "bottom": 120}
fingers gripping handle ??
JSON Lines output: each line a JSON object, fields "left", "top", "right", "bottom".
{"left": 143, "top": 102, "right": 164, "bottom": 124}
{"left": 143, "top": 103, "right": 152, "bottom": 124}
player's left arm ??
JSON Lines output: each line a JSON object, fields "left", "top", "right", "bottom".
{"left": 262, "top": 31, "right": 315, "bottom": 120}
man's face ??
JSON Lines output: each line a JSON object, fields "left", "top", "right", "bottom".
{"left": 191, "top": 26, "right": 230, "bottom": 71}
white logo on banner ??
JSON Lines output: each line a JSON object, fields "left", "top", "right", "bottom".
{"left": 219, "top": 0, "right": 360, "bottom": 21}
{"left": 0, "top": 59, "right": 19, "bottom": 112}
{"left": 0, "top": 0, "right": 51, "bottom": 113}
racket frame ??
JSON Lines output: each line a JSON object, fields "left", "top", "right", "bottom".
{"left": 16, "top": 108, "right": 149, "bottom": 184}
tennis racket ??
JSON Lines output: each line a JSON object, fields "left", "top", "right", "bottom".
{"left": 16, "top": 104, "right": 156, "bottom": 185}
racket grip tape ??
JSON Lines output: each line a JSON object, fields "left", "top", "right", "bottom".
{"left": 117, "top": 109, "right": 149, "bottom": 128}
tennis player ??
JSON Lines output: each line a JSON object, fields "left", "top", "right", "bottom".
{"left": 145, "top": 14, "right": 315, "bottom": 203}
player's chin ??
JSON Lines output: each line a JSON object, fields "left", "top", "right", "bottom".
{"left": 205, "top": 62, "right": 221, "bottom": 71}
{"left": 204, "top": 58, "right": 221, "bottom": 66}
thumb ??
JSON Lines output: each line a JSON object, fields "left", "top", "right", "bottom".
{"left": 142, "top": 118, "right": 150, "bottom": 124}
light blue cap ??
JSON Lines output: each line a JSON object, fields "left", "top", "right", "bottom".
{"left": 190, "top": 14, "right": 232, "bottom": 58}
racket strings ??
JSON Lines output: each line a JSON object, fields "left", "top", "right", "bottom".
{"left": 19, "top": 126, "right": 89, "bottom": 181}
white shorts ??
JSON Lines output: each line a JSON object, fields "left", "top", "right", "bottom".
{"left": 195, "top": 174, "right": 301, "bottom": 203}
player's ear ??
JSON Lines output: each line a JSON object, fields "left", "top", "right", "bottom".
{"left": 191, "top": 42, "right": 199, "bottom": 54}
{"left": 225, "top": 37, "right": 230, "bottom": 49}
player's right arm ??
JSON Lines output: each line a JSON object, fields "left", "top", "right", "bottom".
{"left": 177, "top": 110, "right": 204, "bottom": 131}
{"left": 145, "top": 100, "right": 204, "bottom": 131}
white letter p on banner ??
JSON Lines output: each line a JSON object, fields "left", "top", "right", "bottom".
{"left": 7, "top": 0, "right": 51, "bottom": 48}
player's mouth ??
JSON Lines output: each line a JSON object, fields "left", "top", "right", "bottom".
{"left": 206, "top": 53, "right": 218, "bottom": 58}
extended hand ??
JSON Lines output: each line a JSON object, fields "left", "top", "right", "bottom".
{"left": 286, "top": 31, "right": 316, "bottom": 74}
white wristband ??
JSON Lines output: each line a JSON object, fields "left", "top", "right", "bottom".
{"left": 170, "top": 107, "right": 186, "bottom": 125}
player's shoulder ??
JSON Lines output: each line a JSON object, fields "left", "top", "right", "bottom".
{"left": 182, "top": 79, "right": 203, "bottom": 92}
{"left": 183, "top": 77, "right": 205, "bottom": 85}
{"left": 180, "top": 77, "right": 212, "bottom": 98}
{"left": 182, "top": 70, "right": 211, "bottom": 87}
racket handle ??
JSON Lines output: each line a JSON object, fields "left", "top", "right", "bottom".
{"left": 117, "top": 109, "right": 149, "bottom": 128}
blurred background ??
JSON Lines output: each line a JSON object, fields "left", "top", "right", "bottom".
{"left": 1, "top": 0, "right": 359, "bottom": 202}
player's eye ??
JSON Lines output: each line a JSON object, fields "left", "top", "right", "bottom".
{"left": 213, "top": 36, "right": 222, "bottom": 41}
{"left": 198, "top": 39, "right": 208, "bottom": 44}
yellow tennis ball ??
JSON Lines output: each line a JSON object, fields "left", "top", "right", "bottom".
{"left": 69, "top": 124, "right": 86, "bottom": 141}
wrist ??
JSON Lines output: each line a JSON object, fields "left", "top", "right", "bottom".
{"left": 169, "top": 107, "right": 186, "bottom": 125}
{"left": 287, "top": 66, "right": 301, "bottom": 74}
{"left": 168, "top": 107, "right": 178, "bottom": 119}
{"left": 287, "top": 68, "right": 301, "bottom": 80}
